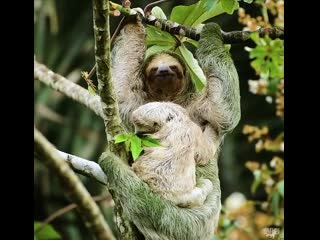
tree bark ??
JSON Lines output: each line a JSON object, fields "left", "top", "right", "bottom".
{"left": 34, "top": 127, "right": 115, "bottom": 240}
{"left": 34, "top": 60, "right": 104, "bottom": 118}
{"left": 92, "top": 0, "right": 140, "bottom": 238}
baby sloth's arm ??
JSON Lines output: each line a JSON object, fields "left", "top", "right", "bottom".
{"left": 171, "top": 179, "right": 213, "bottom": 208}
{"left": 195, "top": 124, "right": 219, "bottom": 165}
{"left": 169, "top": 123, "right": 216, "bottom": 208}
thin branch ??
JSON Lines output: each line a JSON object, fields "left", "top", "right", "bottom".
{"left": 221, "top": 27, "right": 284, "bottom": 43}
{"left": 35, "top": 194, "right": 113, "bottom": 235}
{"left": 144, "top": 0, "right": 172, "bottom": 15}
{"left": 82, "top": 16, "right": 126, "bottom": 93}
{"left": 34, "top": 127, "right": 115, "bottom": 240}
{"left": 87, "top": 64, "right": 98, "bottom": 82}
{"left": 110, "top": 1, "right": 284, "bottom": 43}
{"left": 56, "top": 150, "right": 108, "bottom": 185}
{"left": 34, "top": 60, "right": 104, "bottom": 119}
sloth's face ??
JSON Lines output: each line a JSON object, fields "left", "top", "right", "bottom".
{"left": 132, "top": 104, "right": 164, "bottom": 135}
{"left": 132, "top": 114, "right": 161, "bottom": 136}
{"left": 145, "top": 54, "right": 186, "bottom": 100}
{"left": 132, "top": 102, "right": 186, "bottom": 136}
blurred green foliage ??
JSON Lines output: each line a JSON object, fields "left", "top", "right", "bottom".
{"left": 34, "top": 222, "right": 61, "bottom": 240}
{"left": 34, "top": 0, "right": 284, "bottom": 239}
{"left": 215, "top": 1, "right": 284, "bottom": 239}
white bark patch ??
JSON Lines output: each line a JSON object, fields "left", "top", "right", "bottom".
{"left": 57, "top": 150, "right": 108, "bottom": 185}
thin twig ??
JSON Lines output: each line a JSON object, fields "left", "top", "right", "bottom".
{"left": 144, "top": 0, "right": 172, "bottom": 15}
{"left": 82, "top": 68, "right": 97, "bottom": 92}
{"left": 83, "top": 15, "right": 126, "bottom": 101}
{"left": 35, "top": 194, "right": 113, "bottom": 235}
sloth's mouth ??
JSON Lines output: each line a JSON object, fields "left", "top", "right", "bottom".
{"left": 135, "top": 129, "right": 155, "bottom": 136}
{"left": 154, "top": 73, "right": 176, "bottom": 81}
{"left": 135, "top": 131, "right": 147, "bottom": 136}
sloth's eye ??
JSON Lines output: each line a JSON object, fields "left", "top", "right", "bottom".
{"left": 169, "top": 65, "right": 178, "bottom": 71}
{"left": 150, "top": 67, "right": 158, "bottom": 74}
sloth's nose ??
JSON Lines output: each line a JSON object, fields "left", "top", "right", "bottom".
{"left": 157, "top": 65, "right": 170, "bottom": 75}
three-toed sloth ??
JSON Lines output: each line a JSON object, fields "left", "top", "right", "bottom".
{"left": 99, "top": 14, "right": 241, "bottom": 240}
{"left": 132, "top": 102, "right": 217, "bottom": 208}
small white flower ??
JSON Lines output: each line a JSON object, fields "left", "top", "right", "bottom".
{"left": 248, "top": 80, "right": 258, "bottom": 94}
{"left": 225, "top": 192, "right": 246, "bottom": 211}
{"left": 270, "top": 158, "right": 277, "bottom": 168}
{"left": 266, "top": 96, "right": 273, "bottom": 103}
{"left": 258, "top": 79, "right": 268, "bottom": 86}
{"left": 265, "top": 178, "right": 275, "bottom": 186}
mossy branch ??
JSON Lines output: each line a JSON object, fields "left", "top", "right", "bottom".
{"left": 110, "top": 1, "right": 284, "bottom": 43}
{"left": 92, "top": 0, "right": 123, "bottom": 138}
{"left": 34, "top": 127, "right": 115, "bottom": 240}
{"left": 92, "top": 0, "right": 137, "bottom": 238}
{"left": 34, "top": 60, "right": 104, "bottom": 119}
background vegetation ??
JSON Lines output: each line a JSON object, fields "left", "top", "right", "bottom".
{"left": 34, "top": 0, "right": 284, "bottom": 239}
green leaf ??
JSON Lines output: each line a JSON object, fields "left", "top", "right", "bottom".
{"left": 114, "top": 133, "right": 129, "bottom": 143}
{"left": 248, "top": 34, "right": 284, "bottom": 80}
{"left": 250, "top": 32, "right": 262, "bottom": 45}
{"left": 251, "top": 169, "right": 262, "bottom": 194}
{"left": 224, "top": 221, "right": 236, "bottom": 235}
{"left": 170, "top": 0, "right": 225, "bottom": 27}
{"left": 221, "top": 0, "right": 239, "bottom": 15}
{"left": 277, "top": 180, "right": 284, "bottom": 198}
{"left": 145, "top": 45, "right": 174, "bottom": 59}
{"left": 124, "top": 138, "right": 131, "bottom": 152}
{"left": 88, "top": 86, "right": 96, "bottom": 95}
{"left": 204, "top": 0, "right": 216, "bottom": 10}
{"left": 271, "top": 191, "right": 280, "bottom": 217}
{"left": 267, "top": 78, "right": 280, "bottom": 94}
{"left": 130, "top": 135, "right": 143, "bottom": 160}
{"left": 248, "top": 46, "right": 267, "bottom": 58}
{"left": 244, "top": 0, "right": 254, "bottom": 3}
{"left": 34, "top": 222, "right": 61, "bottom": 240}
{"left": 184, "top": 38, "right": 199, "bottom": 48}
{"left": 176, "top": 45, "right": 206, "bottom": 91}
{"left": 151, "top": 6, "right": 167, "bottom": 20}
{"left": 142, "top": 136, "right": 161, "bottom": 147}
{"left": 146, "top": 25, "right": 176, "bottom": 47}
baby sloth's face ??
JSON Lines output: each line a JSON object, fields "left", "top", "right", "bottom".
{"left": 132, "top": 102, "right": 177, "bottom": 136}
{"left": 132, "top": 107, "right": 162, "bottom": 136}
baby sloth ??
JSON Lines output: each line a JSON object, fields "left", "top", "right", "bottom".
{"left": 132, "top": 102, "right": 213, "bottom": 208}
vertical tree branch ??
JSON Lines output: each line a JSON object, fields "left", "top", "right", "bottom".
{"left": 92, "top": 0, "right": 123, "bottom": 138}
{"left": 34, "top": 127, "right": 115, "bottom": 240}
{"left": 92, "top": 0, "right": 138, "bottom": 238}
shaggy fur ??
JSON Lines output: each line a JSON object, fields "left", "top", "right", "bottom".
{"left": 132, "top": 102, "right": 215, "bottom": 208}
{"left": 99, "top": 21, "right": 241, "bottom": 239}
